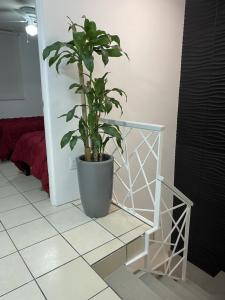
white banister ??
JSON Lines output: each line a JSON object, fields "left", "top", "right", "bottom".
{"left": 101, "top": 118, "right": 165, "bottom": 132}
{"left": 103, "top": 118, "right": 192, "bottom": 281}
{"left": 103, "top": 118, "right": 165, "bottom": 229}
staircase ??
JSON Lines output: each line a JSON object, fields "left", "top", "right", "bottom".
{"left": 106, "top": 264, "right": 225, "bottom": 300}
{"left": 103, "top": 118, "right": 224, "bottom": 300}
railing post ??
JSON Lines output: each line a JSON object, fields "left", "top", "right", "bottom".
{"left": 182, "top": 206, "right": 191, "bottom": 281}
{"left": 153, "top": 130, "right": 164, "bottom": 229}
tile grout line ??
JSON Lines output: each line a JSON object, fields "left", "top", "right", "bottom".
{"left": 88, "top": 287, "right": 108, "bottom": 299}
{"left": 25, "top": 193, "right": 124, "bottom": 298}
{"left": 0, "top": 203, "right": 32, "bottom": 215}
{"left": 1, "top": 162, "right": 147, "bottom": 299}
{"left": 0, "top": 221, "right": 48, "bottom": 300}
{"left": 4, "top": 216, "right": 43, "bottom": 231}
{"left": 0, "top": 173, "right": 53, "bottom": 299}
{"left": 0, "top": 168, "right": 115, "bottom": 298}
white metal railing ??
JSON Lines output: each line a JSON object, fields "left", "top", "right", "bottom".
{"left": 103, "top": 118, "right": 165, "bottom": 264}
{"left": 147, "top": 177, "right": 193, "bottom": 280}
{"left": 103, "top": 118, "right": 192, "bottom": 280}
{"left": 103, "top": 118, "right": 165, "bottom": 227}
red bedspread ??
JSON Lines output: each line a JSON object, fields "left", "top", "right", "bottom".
{"left": 0, "top": 117, "right": 44, "bottom": 160}
{"left": 11, "top": 131, "right": 49, "bottom": 193}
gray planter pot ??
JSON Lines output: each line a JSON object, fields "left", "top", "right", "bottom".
{"left": 76, "top": 154, "right": 114, "bottom": 218}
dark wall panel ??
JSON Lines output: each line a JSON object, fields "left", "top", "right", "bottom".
{"left": 175, "top": 0, "right": 225, "bottom": 276}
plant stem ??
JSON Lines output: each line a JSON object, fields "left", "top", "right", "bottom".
{"left": 77, "top": 61, "right": 91, "bottom": 161}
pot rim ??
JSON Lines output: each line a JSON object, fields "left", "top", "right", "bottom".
{"left": 77, "top": 154, "right": 114, "bottom": 165}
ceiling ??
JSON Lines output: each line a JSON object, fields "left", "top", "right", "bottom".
{"left": 0, "top": 0, "right": 35, "bottom": 33}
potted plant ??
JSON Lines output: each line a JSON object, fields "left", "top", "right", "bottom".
{"left": 43, "top": 16, "right": 128, "bottom": 217}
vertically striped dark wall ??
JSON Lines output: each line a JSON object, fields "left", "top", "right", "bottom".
{"left": 175, "top": 0, "right": 225, "bottom": 276}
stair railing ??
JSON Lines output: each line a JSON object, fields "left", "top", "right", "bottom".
{"left": 103, "top": 118, "right": 193, "bottom": 280}
{"left": 102, "top": 118, "right": 165, "bottom": 264}
{"left": 147, "top": 177, "right": 193, "bottom": 280}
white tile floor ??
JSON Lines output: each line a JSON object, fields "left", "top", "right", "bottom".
{"left": 0, "top": 161, "right": 150, "bottom": 299}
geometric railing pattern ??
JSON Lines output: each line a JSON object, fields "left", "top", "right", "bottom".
{"left": 103, "top": 118, "right": 165, "bottom": 229}
{"left": 147, "top": 177, "right": 193, "bottom": 280}
{"left": 102, "top": 118, "right": 192, "bottom": 280}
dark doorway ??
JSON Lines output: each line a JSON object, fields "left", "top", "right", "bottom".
{"left": 175, "top": 0, "right": 225, "bottom": 276}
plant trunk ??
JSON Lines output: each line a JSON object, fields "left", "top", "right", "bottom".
{"left": 78, "top": 62, "right": 91, "bottom": 161}
{"left": 93, "top": 148, "right": 98, "bottom": 161}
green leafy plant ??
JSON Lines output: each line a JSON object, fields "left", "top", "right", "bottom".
{"left": 43, "top": 16, "right": 128, "bottom": 161}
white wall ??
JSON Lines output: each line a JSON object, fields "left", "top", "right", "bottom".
{"left": 36, "top": 0, "right": 186, "bottom": 205}
{"left": 0, "top": 32, "right": 43, "bottom": 118}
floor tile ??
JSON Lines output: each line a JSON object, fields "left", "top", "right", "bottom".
{"left": 84, "top": 238, "right": 124, "bottom": 265}
{"left": 0, "top": 205, "right": 41, "bottom": 229}
{"left": 96, "top": 209, "right": 143, "bottom": 237}
{"left": 0, "top": 281, "right": 45, "bottom": 300}
{"left": 63, "top": 221, "right": 114, "bottom": 255}
{"left": 0, "top": 194, "right": 29, "bottom": 213}
{"left": 46, "top": 206, "right": 90, "bottom": 233}
{"left": 23, "top": 189, "right": 49, "bottom": 203}
{"left": 0, "top": 162, "right": 20, "bottom": 179}
{"left": 0, "top": 161, "right": 17, "bottom": 170}
{"left": 119, "top": 224, "right": 150, "bottom": 243}
{"left": 0, "top": 252, "right": 32, "bottom": 296}
{"left": 0, "top": 231, "right": 16, "bottom": 258}
{"left": 91, "top": 288, "right": 121, "bottom": 300}
{"left": 20, "top": 235, "right": 79, "bottom": 278}
{"left": 37, "top": 257, "right": 107, "bottom": 300}
{"left": 0, "top": 185, "right": 19, "bottom": 200}
{"left": 33, "top": 199, "right": 74, "bottom": 216}
{"left": 8, "top": 218, "right": 57, "bottom": 250}
{"left": 10, "top": 175, "right": 41, "bottom": 192}
{"left": 0, "top": 222, "right": 4, "bottom": 232}
{"left": 0, "top": 177, "right": 9, "bottom": 188}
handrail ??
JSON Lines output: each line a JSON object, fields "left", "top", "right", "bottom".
{"left": 101, "top": 118, "right": 165, "bottom": 132}
{"left": 158, "top": 176, "right": 193, "bottom": 207}
{"left": 103, "top": 117, "right": 192, "bottom": 281}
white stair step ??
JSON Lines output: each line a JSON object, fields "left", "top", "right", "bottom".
{"left": 186, "top": 261, "right": 214, "bottom": 286}
{"left": 140, "top": 272, "right": 182, "bottom": 300}
{"left": 159, "top": 276, "right": 200, "bottom": 300}
{"left": 180, "top": 279, "right": 211, "bottom": 300}
{"left": 105, "top": 266, "right": 162, "bottom": 300}
{"left": 187, "top": 262, "right": 225, "bottom": 295}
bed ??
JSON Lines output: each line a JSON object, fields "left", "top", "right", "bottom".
{"left": 0, "top": 116, "right": 44, "bottom": 160}
{"left": 11, "top": 130, "right": 49, "bottom": 193}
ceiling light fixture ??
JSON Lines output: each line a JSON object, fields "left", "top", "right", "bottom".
{"left": 25, "top": 23, "right": 37, "bottom": 36}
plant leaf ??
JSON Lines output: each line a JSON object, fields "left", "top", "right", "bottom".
{"left": 55, "top": 53, "right": 72, "bottom": 73}
{"left": 110, "top": 35, "right": 120, "bottom": 46}
{"left": 73, "top": 31, "right": 86, "bottom": 49}
{"left": 69, "top": 83, "right": 80, "bottom": 90}
{"left": 110, "top": 98, "right": 123, "bottom": 114}
{"left": 101, "top": 49, "right": 109, "bottom": 65}
{"left": 43, "top": 41, "right": 63, "bottom": 60}
{"left": 105, "top": 98, "right": 112, "bottom": 113}
{"left": 106, "top": 46, "right": 123, "bottom": 57}
{"left": 101, "top": 124, "right": 121, "bottom": 139}
{"left": 95, "top": 34, "right": 110, "bottom": 46}
{"left": 82, "top": 54, "right": 94, "bottom": 72}
{"left": 49, "top": 54, "right": 61, "bottom": 67}
{"left": 70, "top": 136, "right": 79, "bottom": 150}
{"left": 84, "top": 19, "right": 97, "bottom": 38}
{"left": 94, "top": 77, "right": 105, "bottom": 97}
{"left": 60, "top": 131, "right": 75, "bottom": 148}
{"left": 66, "top": 107, "right": 75, "bottom": 122}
